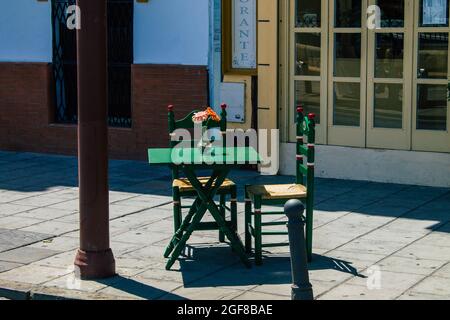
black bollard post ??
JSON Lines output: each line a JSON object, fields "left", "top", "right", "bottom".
{"left": 285, "top": 199, "right": 314, "bottom": 300}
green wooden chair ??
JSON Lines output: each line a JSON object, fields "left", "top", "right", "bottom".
{"left": 244, "top": 106, "right": 316, "bottom": 265}
{"left": 168, "top": 104, "right": 238, "bottom": 242}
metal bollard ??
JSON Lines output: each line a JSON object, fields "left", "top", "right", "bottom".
{"left": 285, "top": 199, "right": 314, "bottom": 300}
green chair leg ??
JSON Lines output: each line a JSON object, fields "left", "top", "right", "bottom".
{"left": 219, "top": 194, "right": 226, "bottom": 243}
{"left": 305, "top": 198, "right": 313, "bottom": 262}
{"left": 231, "top": 186, "right": 238, "bottom": 232}
{"left": 173, "top": 187, "right": 182, "bottom": 233}
{"left": 254, "top": 196, "right": 262, "bottom": 266}
{"left": 244, "top": 187, "right": 252, "bottom": 254}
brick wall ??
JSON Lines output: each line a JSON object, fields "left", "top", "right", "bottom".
{"left": 0, "top": 63, "right": 208, "bottom": 160}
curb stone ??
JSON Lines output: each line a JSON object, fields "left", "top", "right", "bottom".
{"left": 0, "top": 279, "right": 132, "bottom": 300}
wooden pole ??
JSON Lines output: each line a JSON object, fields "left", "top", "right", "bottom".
{"left": 74, "top": 0, "right": 115, "bottom": 279}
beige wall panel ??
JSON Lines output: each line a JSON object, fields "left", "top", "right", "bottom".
{"left": 258, "top": 0, "right": 277, "bottom": 21}
{"left": 257, "top": 0, "right": 278, "bottom": 174}
{"left": 257, "top": 21, "right": 276, "bottom": 64}
{"left": 257, "top": 0, "right": 278, "bottom": 131}
{"left": 257, "top": 66, "right": 277, "bottom": 129}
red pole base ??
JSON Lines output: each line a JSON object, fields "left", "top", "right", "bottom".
{"left": 74, "top": 249, "right": 116, "bottom": 280}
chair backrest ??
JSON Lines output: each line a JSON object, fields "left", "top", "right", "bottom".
{"left": 167, "top": 104, "right": 228, "bottom": 179}
{"left": 295, "top": 105, "right": 316, "bottom": 191}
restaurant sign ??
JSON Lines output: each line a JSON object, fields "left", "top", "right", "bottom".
{"left": 232, "top": 0, "right": 257, "bottom": 69}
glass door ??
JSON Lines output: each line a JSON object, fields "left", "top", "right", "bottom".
{"left": 328, "top": 0, "right": 368, "bottom": 147}
{"left": 366, "top": 0, "right": 413, "bottom": 149}
{"left": 286, "top": 0, "right": 450, "bottom": 153}
{"left": 412, "top": 0, "right": 450, "bottom": 152}
{"left": 289, "top": 0, "right": 328, "bottom": 144}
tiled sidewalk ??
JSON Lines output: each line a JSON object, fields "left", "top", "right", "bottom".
{"left": 0, "top": 151, "right": 449, "bottom": 300}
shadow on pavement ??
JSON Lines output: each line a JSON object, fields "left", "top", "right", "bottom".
{"left": 97, "top": 275, "right": 186, "bottom": 300}
{"left": 175, "top": 245, "right": 365, "bottom": 289}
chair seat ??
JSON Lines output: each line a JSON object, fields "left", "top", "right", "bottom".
{"left": 247, "top": 184, "right": 307, "bottom": 200}
{"left": 173, "top": 177, "right": 235, "bottom": 192}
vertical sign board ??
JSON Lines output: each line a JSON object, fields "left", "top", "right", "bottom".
{"left": 210, "top": 0, "right": 222, "bottom": 109}
{"left": 220, "top": 82, "right": 246, "bottom": 123}
{"left": 232, "top": 0, "right": 257, "bottom": 69}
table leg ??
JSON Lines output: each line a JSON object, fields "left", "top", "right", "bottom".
{"left": 164, "top": 171, "right": 220, "bottom": 259}
{"left": 166, "top": 171, "right": 225, "bottom": 270}
{"left": 164, "top": 196, "right": 201, "bottom": 258}
{"left": 183, "top": 168, "right": 251, "bottom": 268}
{"left": 219, "top": 194, "right": 226, "bottom": 242}
{"left": 165, "top": 170, "right": 222, "bottom": 270}
{"left": 165, "top": 202, "right": 209, "bottom": 270}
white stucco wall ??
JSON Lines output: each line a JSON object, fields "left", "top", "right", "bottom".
{"left": 0, "top": 0, "right": 210, "bottom": 66}
{"left": 0, "top": 0, "right": 52, "bottom": 62}
{"left": 280, "top": 143, "right": 450, "bottom": 188}
{"left": 134, "top": 0, "right": 210, "bottom": 65}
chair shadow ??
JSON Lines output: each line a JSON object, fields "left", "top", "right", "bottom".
{"left": 97, "top": 275, "right": 186, "bottom": 300}
{"left": 314, "top": 255, "right": 366, "bottom": 278}
{"left": 176, "top": 245, "right": 365, "bottom": 289}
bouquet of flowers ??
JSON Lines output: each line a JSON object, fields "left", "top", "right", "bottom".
{"left": 192, "top": 107, "right": 221, "bottom": 124}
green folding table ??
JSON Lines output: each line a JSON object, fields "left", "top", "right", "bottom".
{"left": 148, "top": 146, "right": 260, "bottom": 270}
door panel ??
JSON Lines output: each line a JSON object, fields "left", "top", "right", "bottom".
{"left": 327, "top": 0, "right": 367, "bottom": 147}
{"left": 289, "top": 0, "right": 328, "bottom": 144}
{"left": 412, "top": 0, "right": 450, "bottom": 152}
{"left": 366, "top": 0, "right": 412, "bottom": 150}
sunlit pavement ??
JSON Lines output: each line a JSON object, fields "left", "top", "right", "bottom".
{"left": 0, "top": 151, "right": 449, "bottom": 300}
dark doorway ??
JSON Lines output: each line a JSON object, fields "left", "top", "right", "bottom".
{"left": 51, "top": 0, "right": 133, "bottom": 127}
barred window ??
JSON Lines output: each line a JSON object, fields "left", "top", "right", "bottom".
{"left": 51, "top": 0, "right": 133, "bottom": 127}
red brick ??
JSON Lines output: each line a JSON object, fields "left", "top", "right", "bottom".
{"left": 0, "top": 63, "right": 208, "bottom": 160}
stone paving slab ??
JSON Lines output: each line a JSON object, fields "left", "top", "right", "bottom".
{"left": 0, "top": 264, "right": 71, "bottom": 285}
{"left": 0, "top": 247, "right": 60, "bottom": 264}
{"left": 376, "top": 256, "right": 445, "bottom": 276}
{"left": 32, "top": 250, "right": 78, "bottom": 269}
{"left": 28, "top": 236, "right": 79, "bottom": 252}
{"left": 433, "top": 263, "right": 450, "bottom": 278}
{"left": 0, "top": 216, "right": 45, "bottom": 230}
{"left": 15, "top": 207, "right": 75, "bottom": 220}
{"left": 0, "top": 152, "right": 449, "bottom": 300}
{"left": 0, "top": 204, "right": 37, "bottom": 217}
{"left": 397, "top": 291, "right": 450, "bottom": 300}
{"left": 0, "top": 278, "right": 127, "bottom": 300}
{"left": 319, "top": 283, "right": 397, "bottom": 300}
{"left": 20, "top": 221, "right": 78, "bottom": 236}
{"left": 405, "top": 276, "right": 450, "bottom": 297}
{"left": 0, "top": 229, "right": 53, "bottom": 253}
{"left": 394, "top": 243, "right": 450, "bottom": 261}
{"left": 0, "top": 261, "right": 23, "bottom": 273}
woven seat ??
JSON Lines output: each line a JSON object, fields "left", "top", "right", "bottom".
{"left": 173, "top": 177, "right": 236, "bottom": 192}
{"left": 247, "top": 184, "right": 307, "bottom": 200}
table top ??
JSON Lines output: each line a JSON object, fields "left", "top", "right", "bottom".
{"left": 148, "top": 147, "right": 260, "bottom": 166}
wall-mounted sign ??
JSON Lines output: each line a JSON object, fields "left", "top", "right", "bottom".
{"left": 232, "top": 0, "right": 257, "bottom": 69}
{"left": 220, "top": 82, "right": 245, "bottom": 123}
{"left": 422, "top": 0, "right": 448, "bottom": 25}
